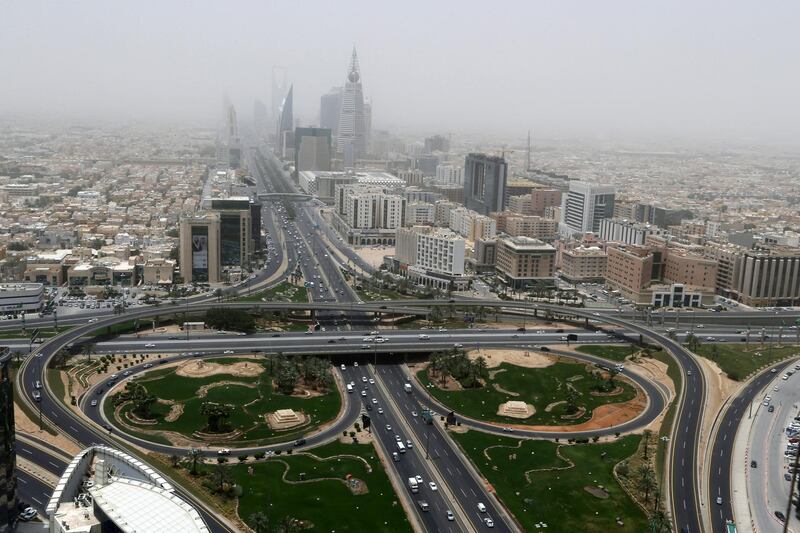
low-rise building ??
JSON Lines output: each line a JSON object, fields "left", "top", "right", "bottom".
{"left": 0, "top": 283, "right": 44, "bottom": 315}
{"left": 598, "top": 218, "right": 668, "bottom": 245}
{"left": 559, "top": 246, "right": 607, "bottom": 282}
{"left": 405, "top": 202, "right": 435, "bottom": 226}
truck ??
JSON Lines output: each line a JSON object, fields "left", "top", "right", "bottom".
{"left": 404, "top": 383, "right": 413, "bottom": 393}
{"left": 408, "top": 477, "right": 419, "bottom": 493}
{"left": 346, "top": 384, "right": 354, "bottom": 393}
{"left": 397, "top": 441, "right": 406, "bottom": 453}
{"left": 421, "top": 409, "right": 434, "bottom": 425}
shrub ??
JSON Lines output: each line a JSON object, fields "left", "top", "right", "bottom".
{"left": 217, "top": 456, "right": 228, "bottom": 463}
{"left": 238, "top": 454, "right": 249, "bottom": 462}
{"left": 253, "top": 451, "right": 265, "bottom": 460}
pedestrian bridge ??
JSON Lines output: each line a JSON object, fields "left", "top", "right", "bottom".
{"left": 257, "top": 192, "right": 313, "bottom": 201}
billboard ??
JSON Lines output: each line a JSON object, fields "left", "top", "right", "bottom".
{"left": 192, "top": 234, "right": 208, "bottom": 269}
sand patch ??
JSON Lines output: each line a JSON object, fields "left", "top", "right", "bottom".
{"left": 467, "top": 348, "right": 555, "bottom": 369}
{"left": 492, "top": 383, "right": 520, "bottom": 397}
{"left": 176, "top": 359, "right": 263, "bottom": 378}
{"left": 545, "top": 400, "right": 566, "bottom": 412}
{"left": 164, "top": 403, "right": 184, "bottom": 422}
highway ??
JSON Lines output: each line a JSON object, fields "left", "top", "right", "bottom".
{"left": 707, "top": 360, "right": 798, "bottom": 533}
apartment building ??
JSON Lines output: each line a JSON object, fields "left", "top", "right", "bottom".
{"left": 333, "top": 184, "right": 407, "bottom": 245}
{"left": 504, "top": 215, "right": 559, "bottom": 241}
{"left": 507, "top": 189, "right": 562, "bottom": 216}
{"left": 405, "top": 202, "right": 435, "bottom": 226}
{"left": 598, "top": 218, "right": 668, "bottom": 245}
{"left": 449, "top": 207, "right": 497, "bottom": 241}
{"left": 495, "top": 236, "right": 556, "bottom": 289}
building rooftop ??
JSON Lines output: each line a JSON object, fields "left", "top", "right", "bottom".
{"left": 500, "top": 236, "right": 555, "bottom": 251}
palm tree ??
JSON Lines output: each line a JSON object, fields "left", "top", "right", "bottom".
{"left": 648, "top": 508, "right": 671, "bottom": 532}
{"left": 248, "top": 512, "right": 269, "bottom": 533}
{"left": 473, "top": 356, "right": 489, "bottom": 381}
{"left": 186, "top": 448, "right": 202, "bottom": 475}
{"left": 642, "top": 429, "right": 653, "bottom": 460}
{"left": 82, "top": 343, "right": 95, "bottom": 362}
{"left": 635, "top": 464, "right": 656, "bottom": 503}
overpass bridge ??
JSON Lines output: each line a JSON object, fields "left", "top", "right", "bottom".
{"left": 256, "top": 192, "right": 313, "bottom": 201}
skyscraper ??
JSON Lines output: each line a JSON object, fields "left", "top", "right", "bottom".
{"left": 560, "top": 181, "right": 616, "bottom": 236}
{"left": 253, "top": 99, "right": 268, "bottom": 142}
{"left": 295, "top": 128, "right": 332, "bottom": 173}
{"left": 320, "top": 87, "right": 342, "bottom": 134}
{"left": 336, "top": 48, "right": 367, "bottom": 163}
{"left": 271, "top": 66, "right": 288, "bottom": 132}
{"left": 463, "top": 153, "right": 508, "bottom": 215}
{"left": 0, "top": 348, "right": 17, "bottom": 532}
{"left": 275, "top": 85, "right": 294, "bottom": 159}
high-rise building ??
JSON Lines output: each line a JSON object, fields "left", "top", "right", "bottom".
{"left": 210, "top": 198, "right": 253, "bottom": 270}
{"left": 464, "top": 154, "right": 508, "bottom": 216}
{"left": 560, "top": 181, "right": 615, "bottom": 236}
{"left": 320, "top": 87, "right": 342, "bottom": 135}
{"left": 275, "top": 85, "right": 294, "bottom": 159}
{"left": 0, "top": 348, "right": 16, "bottom": 532}
{"left": 336, "top": 48, "right": 368, "bottom": 162}
{"left": 395, "top": 226, "right": 470, "bottom": 290}
{"left": 424, "top": 135, "right": 450, "bottom": 153}
{"left": 253, "top": 99, "right": 269, "bottom": 142}
{"left": 179, "top": 213, "right": 221, "bottom": 283}
{"left": 405, "top": 202, "right": 436, "bottom": 226}
{"left": 435, "top": 165, "right": 463, "bottom": 185}
{"left": 271, "top": 66, "right": 288, "bottom": 133}
{"left": 294, "top": 128, "right": 332, "bottom": 173}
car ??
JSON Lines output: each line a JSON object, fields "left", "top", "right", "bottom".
{"left": 372, "top": 398, "right": 378, "bottom": 404}
{"left": 406, "top": 440, "right": 413, "bottom": 448}
{"left": 478, "top": 502, "right": 487, "bottom": 513}
{"left": 775, "top": 511, "right": 786, "bottom": 522}
{"left": 411, "top": 410, "right": 418, "bottom": 417}
{"left": 362, "top": 376, "right": 368, "bottom": 383}
{"left": 369, "top": 378, "right": 375, "bottom": 384}
{"left": 453, "top": 343, "right": 463, "bottom": 348}
{"left": 418, "top": 500, "right": 429, "bottom": 512}
{"left": 763, "top": 400, "right": 770, "bottom": 407}
{"left": 446, "top": 510, "right": 455, "bottom": 521}
{"left": 429, "top": 482, "right": 438, "bottom": 491}
{"left": 774, "top": 386, "right": 780, "bottom": 392}
{"left": 751, "top": 460, "right": 757, "bottom": 468}
{"left": 34, "top": 380, "right": 41, "bottom": 389}
{"left": 765, "top": 396, "right": 772, "bottom": 402}
{"left": 144, "top": 343, "right": 156, "bottom": 348}
{"left": 768, "top": 405, "right": 775, "bottom": 412}
{"left": 95, "top": 388, "right": 103, "bottom": 395}
{"left": 785, "top": 473, "right": 792, "bottom": 481}
{"left": 415, "top": 475, "right": 423, "bottom": 484}
{"left": 217, "top": 449, "right": 230, "bottom": 456}
{"left": 143, "top": 363, "right": 153, "bottom": 369}
{"left": 771, "top": 368, "right": 778, "bottom": 373}
{"left": 361, "top": 390, "right": 366, "bottom": 397}
{"left": 18, "top": 506, "right": 37, "bottom": 521}
{"left": 687, "top": 370, "right": 692, "bottom": 376}
{"left": 91, "top": 399, "right": 98, "bottom": 407}
{"left": 82, "top": 480, "right": 94, "bottom": 489}
{"left": 354, "top": 362, "right": 359, "bottom": 367}
{"left": 385, "top": 424, "right": 392, "bottom": 432}
{"left": 395, "top": 435, "right": 402, "bottom": 442}
{"left": 484, "top": 517, "right": 495, "bottom": 528}
{"left": 294, "top": 439, "right": 306, "bottom": 447}
{"left": 715, "top": 496, "right": 722, "bottom": 505}
{"left": 223, "top": 350, "right": 234, "bottom": 354}
{"left": 377, "top": 408, "right": 384, "bottom": 414}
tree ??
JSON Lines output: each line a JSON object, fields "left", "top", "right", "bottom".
{"left": 205, "top": 308, "right": 254, "bottom": 333}
{"left": 200, "top": 402, "right": 234, "bottom": 433}
{"left": 186, "top": 448, "right": 202, "bottom": 475}
{"left": 473, "top": 356, "right": 489, "bottom": 381}
{"left": 248, "top": 512, "right": 269, "bottom": 533}
{"left": 642, "top": 429, "right": 653, "bottom": 460}
{"left": 635, "top": 464, "right": 656, "bottom": 503}
{"left": 648, "top": 509, "right": 671, "bottom": 533}
{"left": 276, "top": 364, "right": 299, "bottom": 395}
{"left": 170, "top": 454, "right": 180, "bottom": 467}
{"left": 275, "top": 516, "right": 301, "bottom": 533}
{"left": 209, "top": 463, "right": 232, "bottom": 493}
{"left": 82, "top": 343, "right": 95, "bottom": 362}
{"left": 565, "top": 386, "right": 579, "bottom": 414}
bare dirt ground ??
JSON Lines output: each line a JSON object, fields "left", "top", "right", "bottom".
{"left": 175, "top": 359, "right": 263, "bottom": 378}
{"left": 15, "top": 405, "right": 81, "bottom": 456}
{"left": 466, "top": 348, "right": 555, "bottom": 369}
{"left": 695, "top": 356, "right": 741, "bottom": 464}
{"left": 354, "top": 246, "right": 393, "bottom": 269}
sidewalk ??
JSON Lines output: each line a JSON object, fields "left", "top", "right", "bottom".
{"left": 732, "top": 400, "right": 757, "bottom": 533}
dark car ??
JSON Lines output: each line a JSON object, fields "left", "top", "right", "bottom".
{"left": 294, "top": 439, "right": 306, "bottom": 447}
{"left": 516, "top": 327, "right": 526, "bottom": 332}
{"left": 327, "top": 339, "right": 336, "bottom": 344}
{"left": 271, "top": 333, "right": 281, "bottom": 337}
{"left": 751, "top": 460, "right": 757, "bottom": 468}
{"left": 775, "top": 511, "right": 785, "bottom": 522}
{"left": 96, "top": 388, "right": 104, "bottom": 395}
{"left": 540, "top": 346, "right": 551, "bottom": 352}
{"left": 768, "top": 405, "right": 775, "bottom": 412}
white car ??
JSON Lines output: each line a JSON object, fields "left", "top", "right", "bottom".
{"left": 385, "top": 424, "right": 392, "bottom": 432}
{"left": 484, "top": 517, "right": 495, "bottom": 528}
{"left": 362, "top": 376, "right": 368, "bottom": 383}
{"left": 361, "top": 391, "right": 367, "bottom": 397}
{"left": 372, "top": 398, "right": 378, "bottom": 404}
{"left": 369, "top": 378, "right": 375, "bottom": 384}
{"left": 144, "top": 343, "right": 156, "bottom": 348}
{"left": 340, "top": 364, "right": 346, "bottom": 370}
{"left": 377, "top": 408, "right": 384, "bottom": 414}
{"left": 429, "top": 482, "right": 438, "bottom": 491}
{"left": 223, "top": 350, "right": 234, "bottom": 354}
{"left": 415, "top": 475, "right": 423, "bottom": 484}
{"left": 90, "top": 399, "right": 98, "bottom": 407}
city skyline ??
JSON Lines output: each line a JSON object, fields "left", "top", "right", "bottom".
{"left": 1, "top": 2, "right": 799, "bottom": 144}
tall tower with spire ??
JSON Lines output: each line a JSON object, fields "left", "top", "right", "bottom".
{"left": 336, "top": 47, "right": 367, "bottom": 165}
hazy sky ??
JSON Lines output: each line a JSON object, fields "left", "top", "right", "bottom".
{"left": 2, "top": 1, "right": 799, "bottom": 142}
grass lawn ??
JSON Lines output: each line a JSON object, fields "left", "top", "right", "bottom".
{"left": 236, "top": 281, "right": 308, "bottom": 303}
{"left": 113, "top": 358, "right": 341, "bottom": 445}
{"left": 232, "top": 441, "right": 411, "bottom": 532}
{"left": 417, "top": 358, "right": 638, "bottom": 425}
{"left": 576, "top": 344, "right": 640, "bottom": 362}
{"left": 356, "top": 287, "right": 414, "bottom": 301}
{"left": 692, "top": 343, "right": 800, "bottom": 381}
{"left": 452, "top": 430, "right": 647, "bottom": 532}
{"left": 0, "top": 327, "right": 70, "bottom": 340}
